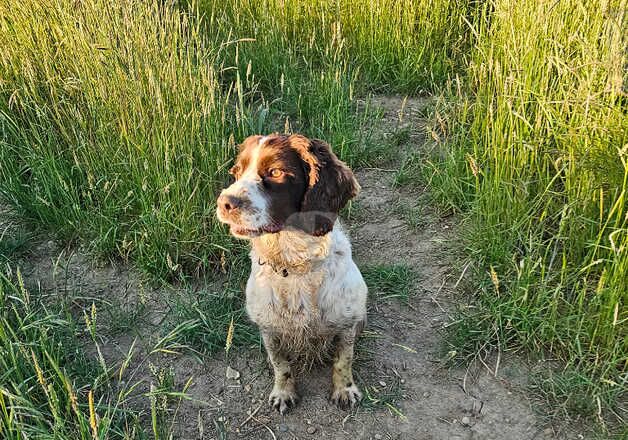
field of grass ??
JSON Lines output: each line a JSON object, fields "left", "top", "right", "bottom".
{"left": 0, "top": 0, "right": 625, "bottom": 435}
{"left": 426, "top": 0, "right": 626, "bottom": 424}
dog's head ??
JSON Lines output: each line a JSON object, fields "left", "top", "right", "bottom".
{"left": 216, "top": 134, "right": 359, "bottom": 239}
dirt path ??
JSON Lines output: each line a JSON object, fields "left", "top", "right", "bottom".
{"left": 1, "top": 97, "right": 584, "bottom": 440}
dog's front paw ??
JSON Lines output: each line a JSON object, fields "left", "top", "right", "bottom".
{"left": 331, "top": 383, "right": 362, "bottom": 410}
{"left": 269, "top": 386, "right": 299, "bottom": 414}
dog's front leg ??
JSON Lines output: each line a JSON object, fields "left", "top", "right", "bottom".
{"left": 331, "top": 324, "right": 362, "bottom": 409}
{"left": 261, "top": 331, "right": 299, "bottom": 414}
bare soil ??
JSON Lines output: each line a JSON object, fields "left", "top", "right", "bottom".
{"left": 1, "top": 96, "right": 588, "bottom": 439}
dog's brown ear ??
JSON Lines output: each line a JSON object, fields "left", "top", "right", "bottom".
{"left": 288, "top": 135, "right": 360, "bottom": 236}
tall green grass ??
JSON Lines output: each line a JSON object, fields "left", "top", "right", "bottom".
{"left": 195, "top": 0, "right": 472, "bottom": 94}
{"left": 0, "top": 0, "right": 257, "bottom": 278}
{"left": 2, "top": 0, "right": 451, "bottom": 278}
{"left": 191, "top": 0, "right": 473, "bottom": 159}
{"left": 429, "top": 0, "right": 627, "bottom": 425}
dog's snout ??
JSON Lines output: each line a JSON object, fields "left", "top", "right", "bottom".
{"left": 218, "top": 194, "right": 243, "bottom": 214}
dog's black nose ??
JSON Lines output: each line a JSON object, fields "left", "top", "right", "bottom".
{"left": 218, "top": 194, "right": 242, "bottom": 214}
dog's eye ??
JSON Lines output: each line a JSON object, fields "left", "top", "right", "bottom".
{"left": 268, "top": 168, "right": 283, "bottom": 178}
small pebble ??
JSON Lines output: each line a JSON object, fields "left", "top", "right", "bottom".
{"left": 461, "top": 416, "right": 471, "bottom": 426}
{"left": 379, "top": 381, "right": 387, "bottom": 387}
{"left": 278, "top": 424, "right": 288, "bottom": 432}
{"left": 225, "top": 366, "right": 240, "bottom": 380}
{"left": 422, "top": 392, "right": 430, "bottom": 398}
{"left": 400, "top": 379, "right": 405, "bottom": 384}
{"left": 307, "top": 426, "right": 317, "bottom": 434}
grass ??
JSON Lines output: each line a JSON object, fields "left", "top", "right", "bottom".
{"left": 428, "top": 0, "right": 627, "bottom": 431}
{"left": 358, "top": 374, "right": 405, "bottom": 418}
{"left": 0, "top": 0, "right": 625, "bottom": 434}
{"left": 0, "top": 0, "right": 403, "bottom": 280}
{"left": 193, "top": 0, "right": 473, "bottom": 95}
{"left": 0, "top": 227, "right": 30, "bottom": 264}
{"left": 362, "top": 264, "right": 418, "bottom": 301}
{"left": 0, "top": 243, "right": 228, "bottom": 438}
{"left": 0, "top": 0, "right": 249, "bottom": 279}
{"left": 163, "top": 270, "right": 259, "bottom": 356}
{"left": 0, "top": 267, "right": 142, "bottom": 438}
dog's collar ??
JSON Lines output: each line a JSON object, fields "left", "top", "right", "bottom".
{"left": 257, "top": 257, "right": 321, "bottom": 277}
{"left": 258, "top": 258, "right": 290, "bottom": 277}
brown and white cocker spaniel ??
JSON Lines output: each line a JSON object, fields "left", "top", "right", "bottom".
{"left": 216, "top": 134, "right": 367, "bottom": 413}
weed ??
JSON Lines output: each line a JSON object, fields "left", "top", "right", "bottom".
{"left": 162, "top": 265, "right": 259, "bottom": 355}
{"left": 362, "top": 263, "right": 418, "bottom": 302}
{"left": 0, "top": 228, "right": 30, "bottom": 264}
{"left": 0, "top": 269, "right": 137, "bottom": 438}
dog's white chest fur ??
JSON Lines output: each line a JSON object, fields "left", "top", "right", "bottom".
{"left": 245, "top": 224, "right": 367, "bottom": 340}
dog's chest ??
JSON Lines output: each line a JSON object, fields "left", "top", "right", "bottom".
{"left": 246, "top": 267, "right": 332, "bottom": 335}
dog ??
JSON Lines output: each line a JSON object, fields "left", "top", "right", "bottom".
{"left": 216, "top": 134, "right": 367, "bottom": 413}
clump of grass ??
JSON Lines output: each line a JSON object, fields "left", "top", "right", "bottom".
{"left": 0, "top": 265, "right": 197, "bottom": 438}
{"left": 0, "top": 269, "right": 134, "bottom": 438}
{"left": 431, "top": 0, "right": 627, "bottom": 427}
{"left": 394, "top": 151, "right": 423, "bottom": 188}
{"left": 358, "top": 375, "right": 405, "bottom": 418}
{"left": 362, "top": 263, "right": 417, "bottom": 301}
{"left": 102, "top": 297, "right": 148, "bottom": 337}
{"left": 394, "top": 203, "right": 429, "bottom": 230}
{"left": 163, "top": 262, "right": 259, "bottom": 355}
{"left": 0, "top": 228, "right": 30, "bottom": 264}
{"left": 164, "top": 288, "right": 258, "bottom": 355}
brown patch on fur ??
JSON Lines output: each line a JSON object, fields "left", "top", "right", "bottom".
{"left": 287, "top": 135, "right": 360, "bottom": 236}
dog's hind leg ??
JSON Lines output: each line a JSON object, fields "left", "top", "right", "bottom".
{"left": 330, "top": 323, "right": 363, "bottom": 409}
{"left": 261, "top": 331, "right": 299, "bottom": 414}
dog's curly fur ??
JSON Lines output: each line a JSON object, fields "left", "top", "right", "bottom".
{"left": 216, "top": 134, "right": 368, "bottom": 413}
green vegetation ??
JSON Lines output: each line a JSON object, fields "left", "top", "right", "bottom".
{"left": 427, "top": 0, "right": 626, "bottom": 425}
{"left": 193, "top": 0, "right": 471, "bottom": 94}
{"left": 0, "top": 247, "right": 226, "bottom": 438}
{"left": 362, "top": 263, "right": 418, "bottom": 301}
{"left": 0, "top": 0, "right": 625, "bottom": 434}
{"left": 0, "top": 268, "right": 164, "bottom": 439}
{"left": 163, "top": 274, "right": 259, "bottom": 355}
{"left": 358, "top": 374, "right": 404, "bottom": 418}
{"left": 0, "top": 228, "right": 30, "bottom": 264}
{"left": 0, "top": 0, "right": 246, "bottom": 278}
